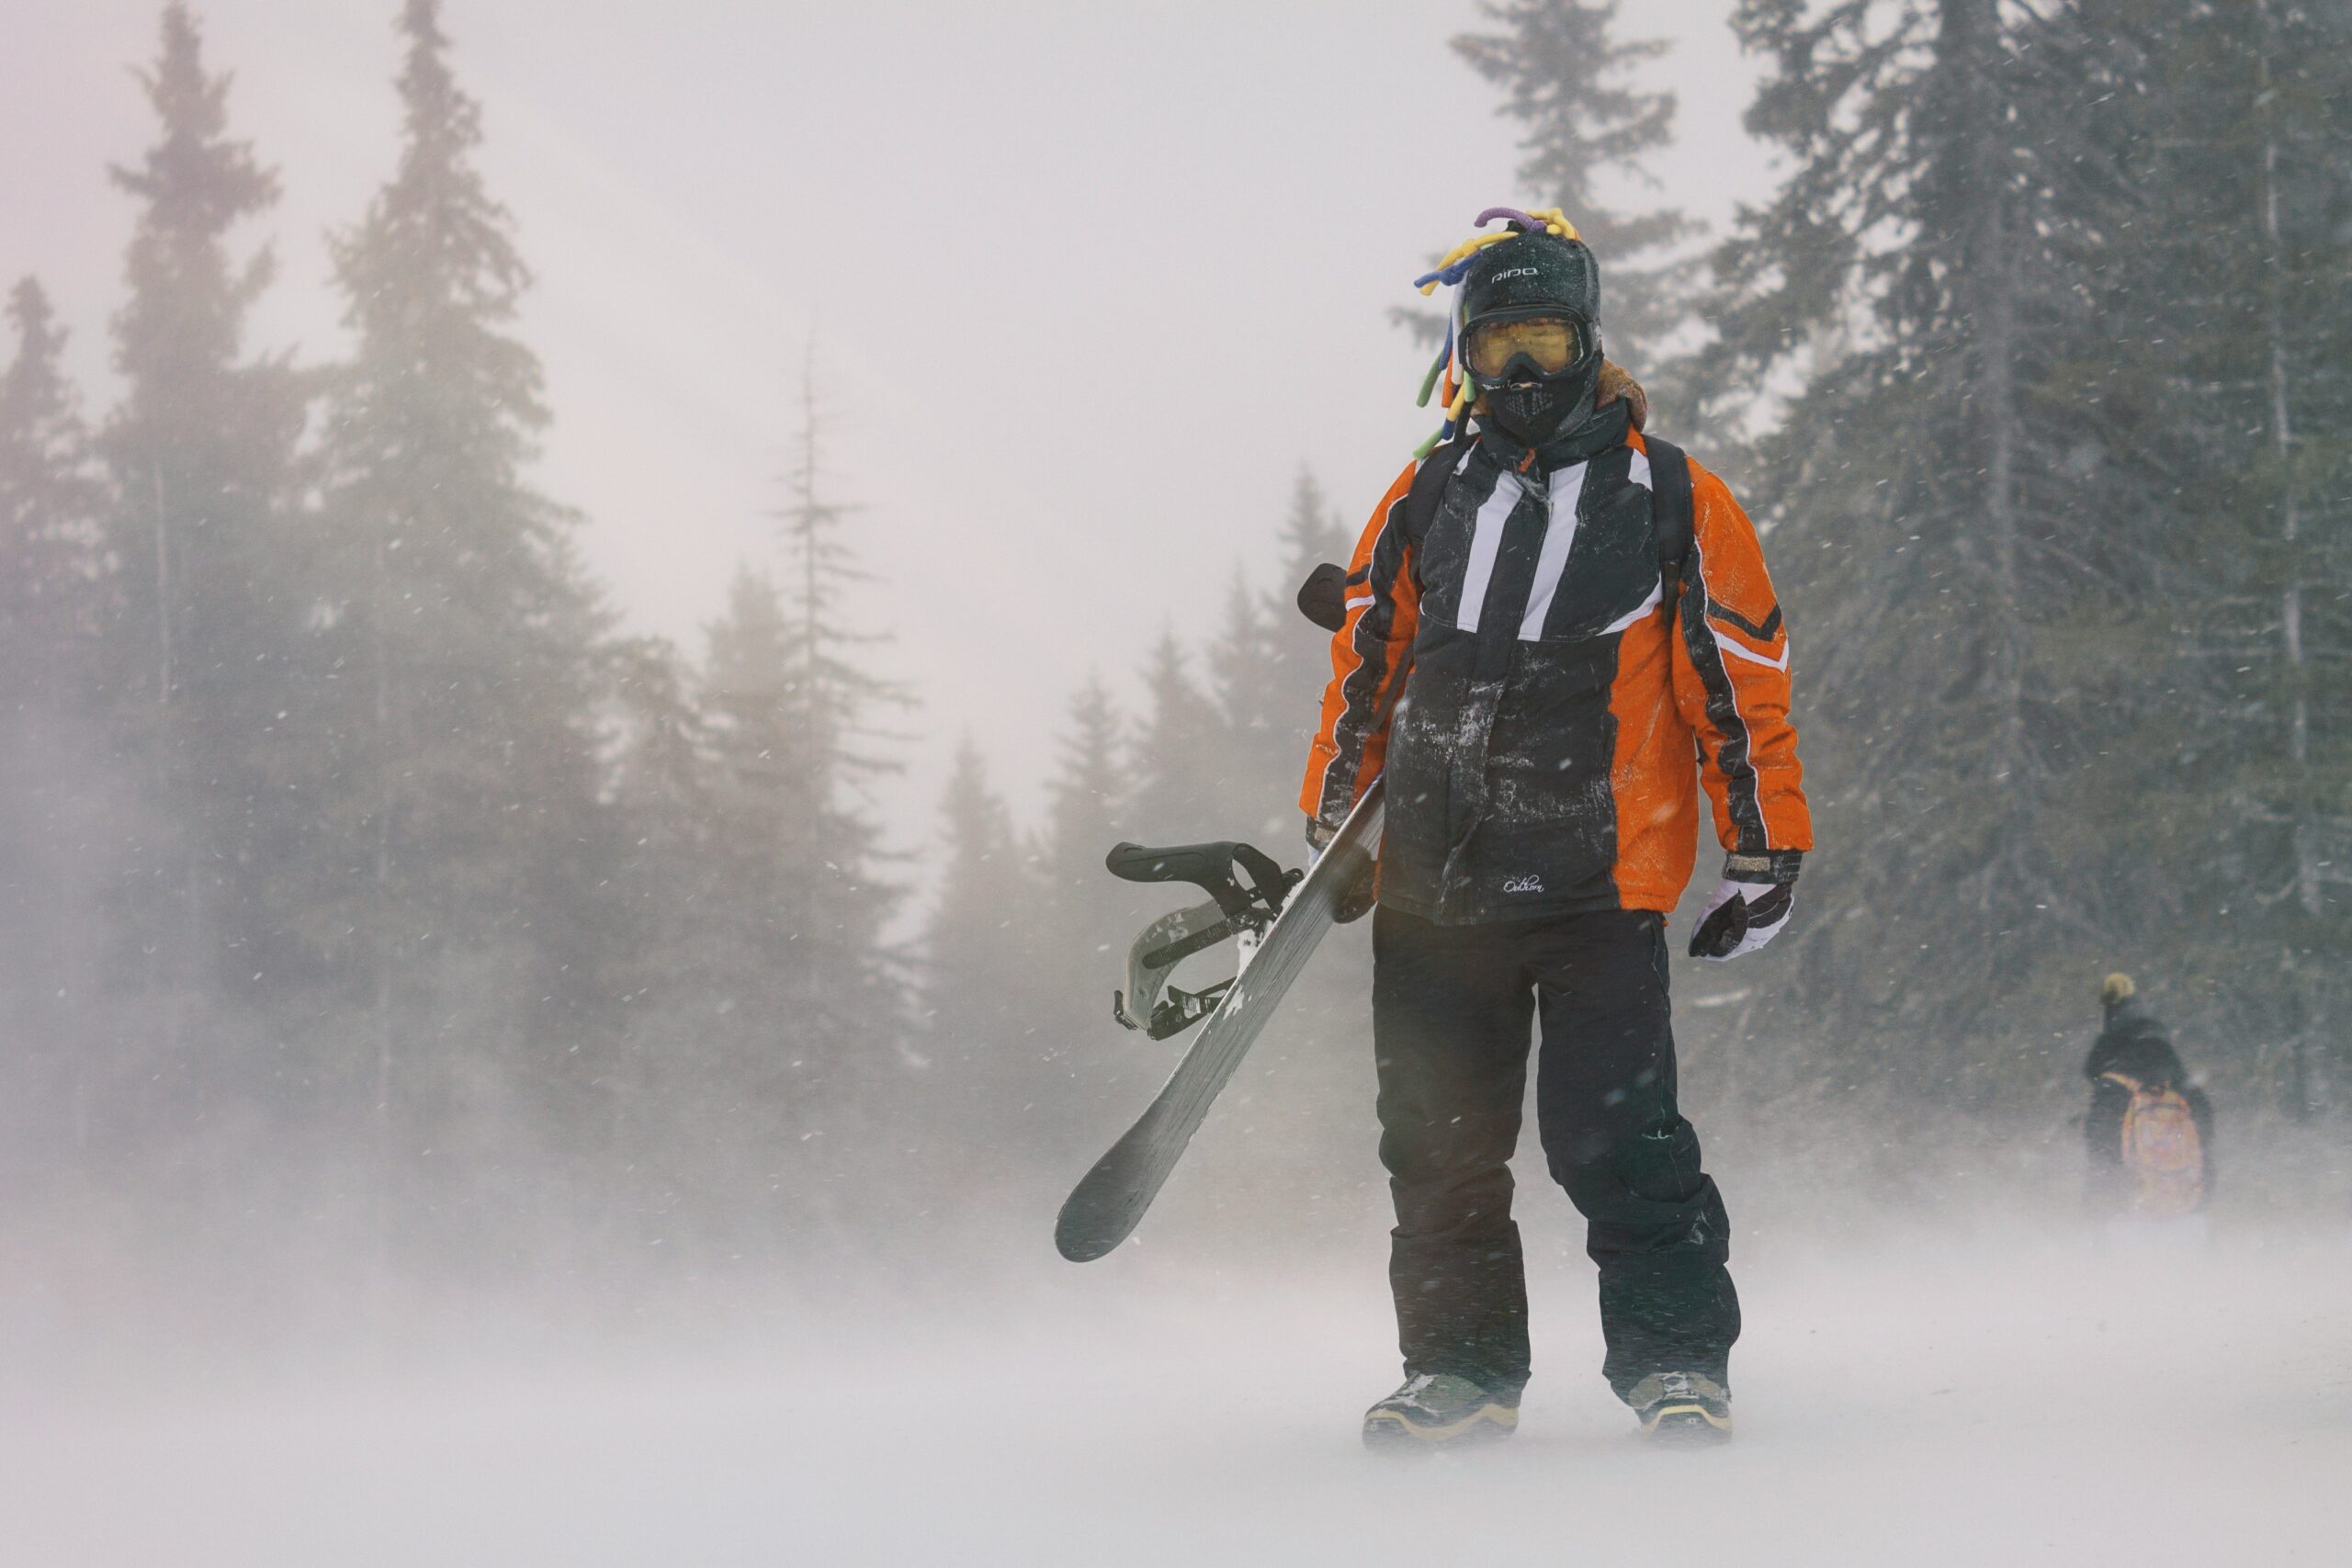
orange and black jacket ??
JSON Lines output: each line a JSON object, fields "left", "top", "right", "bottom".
{"left": 1299, "top": 404, "right": 1812, "bottom": 924}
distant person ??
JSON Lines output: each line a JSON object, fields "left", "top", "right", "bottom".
{"left": 1301, "top": 209, "right": 1811, "bottom": 1449}
{"left": 2083, "top": 974, "right": 2212, "bottom": 1225}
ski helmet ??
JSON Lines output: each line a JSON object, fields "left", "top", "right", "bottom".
{"left": 1456, "top": 230, "right": 1604, "bottom": 447}
{"left": 1407, "top": 208, "right": 1600, "bottom": 455}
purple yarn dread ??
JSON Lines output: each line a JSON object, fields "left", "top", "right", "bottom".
{"left": 1410, "top": 206, "right": 1579, "bottom": 458}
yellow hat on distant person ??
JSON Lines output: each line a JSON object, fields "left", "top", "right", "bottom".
{"left": 2102, "top": 973, "right": 2135, "bottom": 1007}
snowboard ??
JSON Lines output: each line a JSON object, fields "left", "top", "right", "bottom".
{"left": 1054, "top": 775, "right": 1385, "bottom": 1262}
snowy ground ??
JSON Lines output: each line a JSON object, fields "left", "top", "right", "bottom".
{"left": 8, "top": 1221, "right": 2351, "bottom": 1567}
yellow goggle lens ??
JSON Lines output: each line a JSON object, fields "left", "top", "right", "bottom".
{"left": 1464, "top": 316, "right": 1582, "bottom": 379}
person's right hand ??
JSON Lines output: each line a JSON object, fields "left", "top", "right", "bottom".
{"left": 1306, "top": 815, "right": 1375, "bottom": 924}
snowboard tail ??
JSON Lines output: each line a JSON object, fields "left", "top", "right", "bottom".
{"left": 1055, "top": 778, "right": 1384, "bottom": 1262}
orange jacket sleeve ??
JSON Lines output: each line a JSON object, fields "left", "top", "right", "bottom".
{"left": 1668, "top": 460, "right": 1813, "bottom": 864}
{"left": 1299, "top": 459, "right": 1424, "bottom": 827}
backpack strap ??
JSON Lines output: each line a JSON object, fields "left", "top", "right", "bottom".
{"left": 1644, "top": 435, "right": 1695, "bottom": 619}
{"left": 1400, "top": 434, "right": 1472, "bottom": 548}
{"left": 1294, "top": 436, "right": 1472, "bottom": 634}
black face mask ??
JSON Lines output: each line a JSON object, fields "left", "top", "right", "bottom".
{"left": 1485, "top": 357, "right": 1601, "bottom": 447}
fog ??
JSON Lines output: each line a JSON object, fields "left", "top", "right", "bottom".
{"left": 3, "top": 1, "right": 2350, "bottom": 1563}
{"left": 4, "top": 0, "right": 1770, "bottom": 818}
{"left": 14, "top": 1206, "right": 2352, "bottom": 1563}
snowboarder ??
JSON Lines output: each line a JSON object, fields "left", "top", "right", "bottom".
{"left": 1301, "top": 209, "right": 1812, "bottom": 1449}
{"left": 2083, "top": 973, "right": 2213, "bottom": 1224}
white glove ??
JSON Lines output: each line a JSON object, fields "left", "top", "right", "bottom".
{"left": 1688, "top": 874, "right": 1795, "bottom": 961}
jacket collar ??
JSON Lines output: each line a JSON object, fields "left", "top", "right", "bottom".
{"left": 1473, "top": 399, "right": 1631, "bottom": 477}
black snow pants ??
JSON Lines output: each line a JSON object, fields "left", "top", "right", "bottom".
{"left": 1372, "top": 904, "right": 1738, "bottom": 1403}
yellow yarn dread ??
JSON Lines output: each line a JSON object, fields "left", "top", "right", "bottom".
{"left": 1416, "top": 207, "right": 1579, "bottom": 296}
{"left": 1412, "top": 207, "right": 1580, "bottom": 457}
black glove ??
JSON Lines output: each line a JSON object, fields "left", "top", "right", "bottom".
{"left": 1296, "top": 562, "right": 1349, "bottom": 633}
{"left": 1688, "top": 854, "right": 1800, "bottom": 961}
{"left": 1306, "top": 815, "right": 1376, "bottom": 924}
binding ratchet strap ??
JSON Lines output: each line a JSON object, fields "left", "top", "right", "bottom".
{"left": 1103, "top": 838, "right": 1302, "bottom": 1040}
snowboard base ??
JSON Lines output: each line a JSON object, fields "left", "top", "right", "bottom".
{"left": 1055, "top": 777, "right": 1385, "bottom": 1261}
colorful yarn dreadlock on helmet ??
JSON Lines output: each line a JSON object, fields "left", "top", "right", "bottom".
{"left": 1410, "top": 207, "right": 1579, "bottom": 457}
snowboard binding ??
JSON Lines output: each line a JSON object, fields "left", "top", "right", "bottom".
{"left": 1104, "top": 839, "right": 1303, "bottom": 1040}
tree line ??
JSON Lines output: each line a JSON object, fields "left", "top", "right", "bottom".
{"left": 2, "top": 1, "right": 2347, "bottom": 1280}
{"left": 1438, "top": 1, "right": 2352, "bottom": 1147}
{"left": 0, "top": 2, "right": 936, "bottom": 1269}
{"left": 0, "top": 2, "right": 1374, "bottom": 1269}
{"left": 978, "top": 0, "right": 2352, "bottom": 1209}
{"left": 1686, "top": 0, "right": 2352, "bottom": 1130}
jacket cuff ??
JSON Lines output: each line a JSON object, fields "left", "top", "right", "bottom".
{"left": 1724, "top": 849, "right": 1803, "bottom": 885}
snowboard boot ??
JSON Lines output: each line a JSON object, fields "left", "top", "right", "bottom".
{"left": 1629, "top": 1371, "right": 1733, "bottom": 1445}
{"left": 1361, "top": 1372, "right": 1520, "bottom": 1451}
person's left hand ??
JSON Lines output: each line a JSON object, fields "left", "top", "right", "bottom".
{"left": 1689, "top": 873, "right": 1795, "bottom": 960}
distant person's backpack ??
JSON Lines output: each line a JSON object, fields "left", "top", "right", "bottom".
{"left": 2101, "top": 1070, "right": 2206, "bottom": 1216}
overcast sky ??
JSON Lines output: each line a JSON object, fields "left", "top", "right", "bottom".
{"left": 3, "top": 0, "right": 1770, "bottom": 854}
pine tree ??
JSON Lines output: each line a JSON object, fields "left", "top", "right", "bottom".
{"left": 765, "top": 358, "right": 909, "bottom": 1092}
{"left": 696, "top": 568, "right": 820, "bottom": 1132}
{"left": 1130, "top": 631, "right": 1227, "bottom": 838}
{"left": 1039, "top": 676, "right": 1127, "bottom": 909}
{"left": 603, "top": 636, "right": 709, "bottom": 979}
{"left": 2072, "top": 0, "right": 2352, "bottom": 1114}
{"left": 1453, "top": 0, "right": 1697, "bottom": 367}
{"left": 0, "top": 278, "right": 112, "bottom": 1179}
{"left": 1023, "top": 675, "right": 1162, "bottom": 1174}
{"left": 1246, "top": 468, "right": 1352, "bottom": 837}
{"left": 1035, "top": 675, "right": 1132, "bottom": 1002}
{"left": 1271, "top": 468, "right": 1351, "bottom": 595}
{"left": 693, "top": 546, "right": 901, "bottom": 1224}
{"left": 922, "top": 739, "right": 1024, "bottom": 1043}
{"left": 0, "top": 279, "right": 103, "bottom": 703}
{"left": 596, "top": 633, "right": 711, "bottom": 1156}
{"left": 2223, "top": 0, "right": 2352, "bottom": 1115}
{"left": 917, "top": 738, "right": 1033, "bottom": 1172}
{"left": 1205, "top": 573, "right": 1291, "bottom": 841}
{"left": 98, "top": 1, "right": 306, "bottom": 1058}
{"left": 1690, "top": 0, "right": 2154, "bottom": 1109}
{"left": 311, "top": 0, "right": 611, "bottom": 1170}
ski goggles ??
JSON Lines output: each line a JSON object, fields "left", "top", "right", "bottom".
{"left": 1462, "top": 313, "right": 1588, "bottom": 382}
